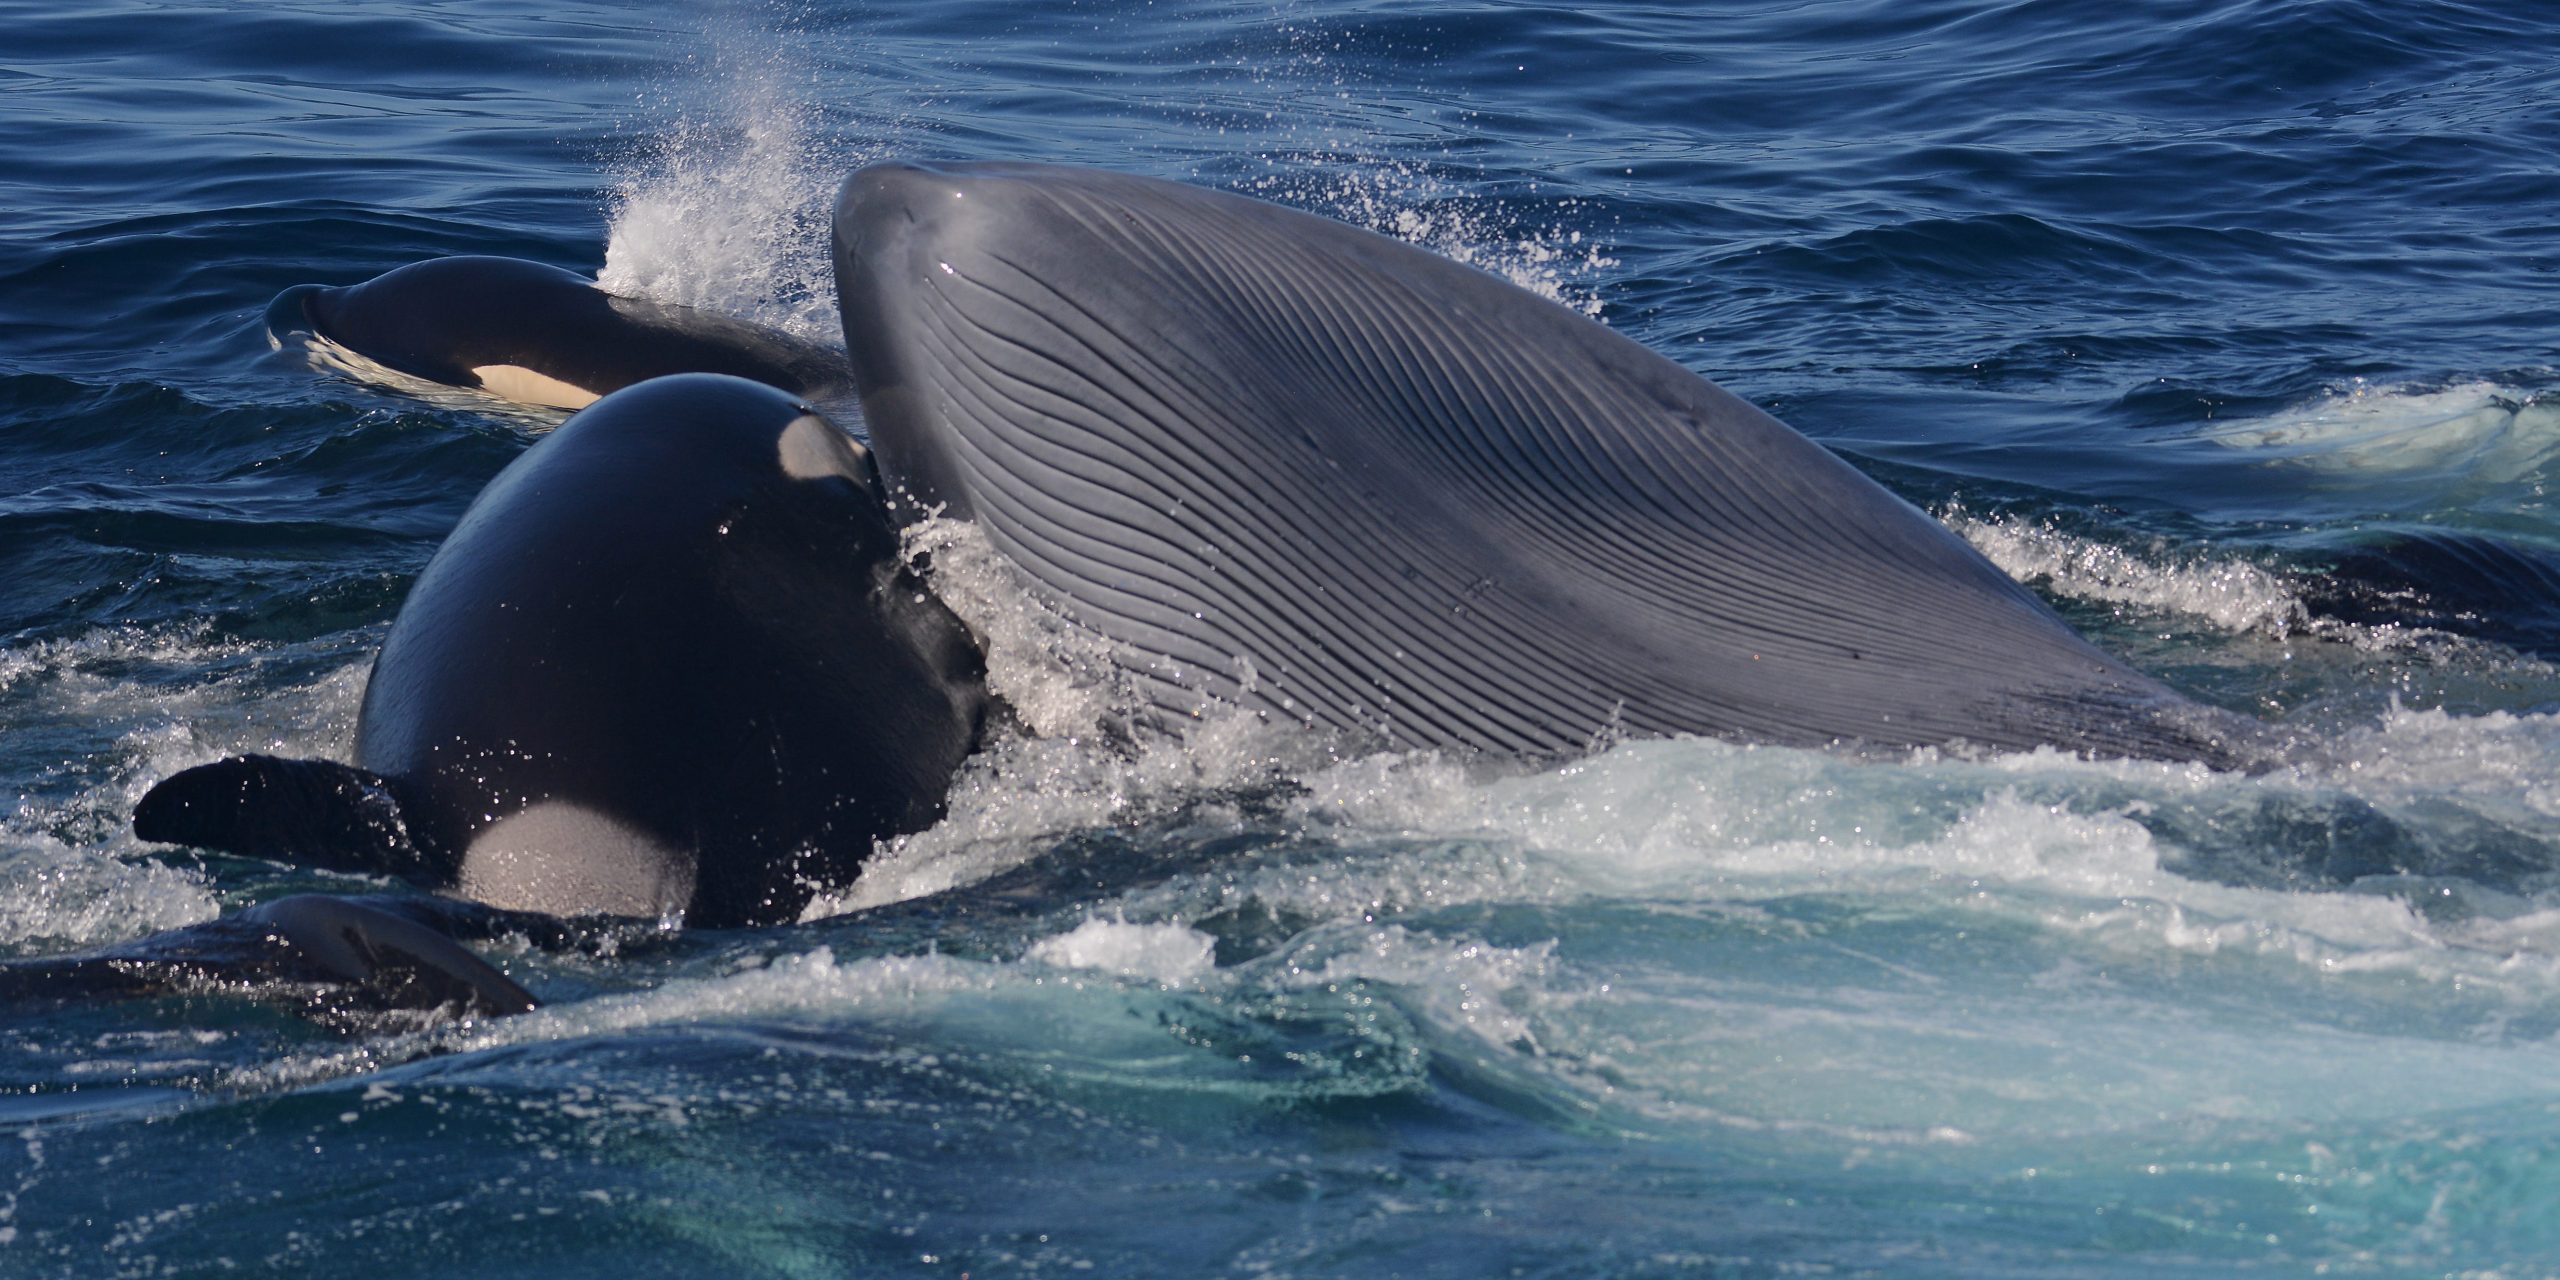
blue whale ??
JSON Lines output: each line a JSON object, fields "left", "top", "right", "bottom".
{"left": 830, "top": 162, "right": 2260, "bottom": 763}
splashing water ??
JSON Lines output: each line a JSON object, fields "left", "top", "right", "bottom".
{"left": 1, "top": 625, "right": 374, "bottom": 950}
{"left": 598, "top": 43, "right": 893, "bottom": 342}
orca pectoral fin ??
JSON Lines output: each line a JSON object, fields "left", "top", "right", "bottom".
{"left": 133, "top": 755, "right": 441, "bottom": 883}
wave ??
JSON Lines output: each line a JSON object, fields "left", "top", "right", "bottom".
{"left": 1944, "top": 505, "right": 2311, "bottom": 637}
{"left": 2200, "top": 379, "right": 2560, "bottom": 488}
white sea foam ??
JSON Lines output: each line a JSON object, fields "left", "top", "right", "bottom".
{"left": 1942, "top": 506, "right": 2311, "bottom": 637}
{"left": 190, "top": 702, "right": 2560, "bottom": 1141}
{"left": 2200, "top": 379, "right": 2560, "bottom": 484}
{"left": 892, "top": 517, "right": 1130, "bottom": 742}
{"left": 2317, "top": 703, "right": 2560, "bottom": 824}
{"left": 234, "top": 935, "right": 1248, "bottom": 1098}
{"left": 0, "top": 624, "right": 370, "bottom": 947}
{"left": 0, "top": 622, "right": 257, "bottom": 698}
{"left": 812, "top": 696, "right": 1331, "bottom": 915}
{"left": 1026, "top": 918, "right": 1217, "bottom": 984}
{"left": 1939, "top": 505, "right": 2507, "bottom": 657}
{"left": 0, "top": 839, "right": 216, "bottom": 949}
{"left": 1191, "top": 723, "right": 2560, "bottom": 1140}
{"left": 815, "top": 509, "right": 2560, "bottom": 1031}
{"left": 1269, "top": 723, "right": 2560, "bottom": 996}
{"left": 809, "top": 519, "right": 1348, "bottom": 915}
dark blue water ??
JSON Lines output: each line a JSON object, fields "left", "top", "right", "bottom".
{"left": 7, "top": 1, "right": 2560, "bottom": 1274}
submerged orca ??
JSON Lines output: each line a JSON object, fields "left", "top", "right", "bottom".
{"left": 832, "top": 161, "right": 2260, "bottom": 763}
{"left": 136, "top": 374, "right": 991, "bottom": 929}
{"left": 271, "top": 255, "right": 854, "bottom": 410}
{"left": 0, "top": 895, "right": 538, "bottom": 1021}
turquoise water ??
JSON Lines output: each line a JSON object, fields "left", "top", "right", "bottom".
{"left": 6, "top": 0, "right": 2560, "bottom": 1274}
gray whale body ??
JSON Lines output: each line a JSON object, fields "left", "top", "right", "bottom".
{"left": 137, "top": 374, "right": 990, "bottom": 928}
{"left": 833, "top": 161, "right": 2251, "bottom": 762}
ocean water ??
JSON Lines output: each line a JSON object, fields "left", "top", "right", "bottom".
{"left": 5, "top": 0, "right": 2560, "bottom": 1274}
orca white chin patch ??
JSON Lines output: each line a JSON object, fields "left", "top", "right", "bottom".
{"left": 457, "top": 802, "right": 692, "bottom": 919}
{"left": 470, "top": 363, "right": 603, "bottom": 410}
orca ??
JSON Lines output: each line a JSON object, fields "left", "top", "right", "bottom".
{"left": 135, "top": 374, "right": 992, "bottom": 929}
{"left": 831, "top": 161, "right": 2263, "bottom": 764}
{"left": 0, "top": 895, "right": 538, "bottom": 1022}
{"left": 271, "top": 255, "right": 854, "bottom": 410}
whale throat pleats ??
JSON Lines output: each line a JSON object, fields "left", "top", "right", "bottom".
{"left": 836, "top": 162, "right": 2248, "bottom": 763}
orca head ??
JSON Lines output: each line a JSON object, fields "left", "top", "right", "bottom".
{"left": 269, "top": 256, "right": 614, "bottom": 405}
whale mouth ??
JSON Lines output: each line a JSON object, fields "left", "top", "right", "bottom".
{"left": 278, "top": 317, "right": 437, "bottom": 402}
{"left": 262, "top": 272, "right": 472, "bottom": 389}
{"left": 262, "top": 283, "right": 324, "bottom": 352}
{"left": 263, "top": 282, "right": 387, "bottom": 383}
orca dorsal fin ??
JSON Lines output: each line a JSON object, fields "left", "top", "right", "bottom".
{"left": 134, "top": 755, "right": 440, "bottom": 883}
{"left": 242, "top": 895, "right": 538, "bottom": 1017}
